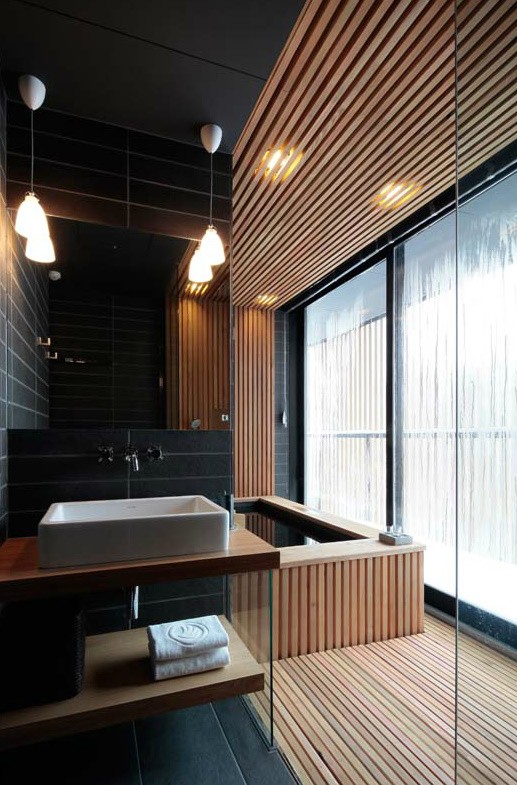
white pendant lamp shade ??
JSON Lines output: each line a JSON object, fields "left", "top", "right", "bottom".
{"left": 200, "top": 124, "right": 222, "bottom": 155}
{"left": 188, "top": 248, "right": 213, "bottom": 283}
{"left": 199, "top": 224, "right": 225, "bottom": 266}
{"left": 25, "top": 232, "right": 56, "bottom": 264}
{"left": 15, "top": 192, "right": 50, "bottom": 239}
{"left": 18, "top": 75, "right": 46, "bottom": 111}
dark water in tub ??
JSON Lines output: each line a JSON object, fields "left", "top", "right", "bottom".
{"left": 242, "top": 511, "right": 348, "bottom": 548}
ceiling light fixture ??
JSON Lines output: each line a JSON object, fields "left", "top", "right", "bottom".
{"left": 188, "top": 247, "right": 213, "bottom": 284}
{"left": 371, "top": 181, "right": 422, "bottom": 210}
{"left": 255, "top": 293, "right": 279, "bottom": 307}
{"left": 15, "top": 75, "right": 56, "bottom": 263}
{"left": 254, "top": 146, "right": 303, "bottom": 183}
{"left": 198, "top": 124, "right": 225, "bottom": 266}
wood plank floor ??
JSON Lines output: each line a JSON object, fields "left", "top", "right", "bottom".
{"left": 252, "top": 615, "right": 517, "bottom": 785}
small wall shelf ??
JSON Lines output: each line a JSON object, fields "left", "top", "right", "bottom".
{"left": 0, "top": 617, "right": 263, "bottom": 750}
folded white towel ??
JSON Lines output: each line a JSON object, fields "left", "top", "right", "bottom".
{"left": 151, "top": 646, "right": 230, "bottom": 681}
{"left": 147, "top": 615, "right": 229, "bottom": 662}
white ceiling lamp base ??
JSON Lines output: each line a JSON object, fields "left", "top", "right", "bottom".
{"left": 200, "top": 124, "right": 222, "bottom": 155}
{"left": 18, "top": 74, "right": 46, "bottom": 111}
{"left": 15, "top": 75, "right": 56, "bottom": 264}
{"left": 198, "top": 124, "right": 226, "bottom": 267}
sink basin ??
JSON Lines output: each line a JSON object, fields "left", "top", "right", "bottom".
{"left": 38, "top": 495, "right": 229, "bottom": 568}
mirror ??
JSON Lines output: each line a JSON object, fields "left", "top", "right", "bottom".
{"left": 45, "top": 216, "right": 231, "bottom": 430}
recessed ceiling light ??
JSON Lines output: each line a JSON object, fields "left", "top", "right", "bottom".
{"left": 255, "top": 293, "right": 279, "bottom": 307}
{"left": 372, "top": 181, "right": 422, "bottom": 210}
{"left": 254, "top": 147, "right": 303, "bottom": 183}
{"left": 185, "top": 281, "right": 209, "bottom": 296}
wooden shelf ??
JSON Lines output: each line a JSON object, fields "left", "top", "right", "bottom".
{"left": 0, "top": 529, "right": 279, "bottom": 602}
{"left": 0, "top": 617, "right": 264, "bottom": 750}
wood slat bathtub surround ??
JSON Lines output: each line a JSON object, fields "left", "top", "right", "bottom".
{"left": 234, "top": 306, "right": 275, "bottom": 498}
{"left": 279, "top": 538, "right": 424, "bottom": 568}
{"left": 232, "top": 0, "right": 517, "bottom": 308}
{"left": 232, "top": 549, "right": 424, "bottom": 661}
{"left": 0, "top": 529, "right": 280, "bottom": 603}
{"left": 253, "top": 615, "right": 517, "bottom": 785}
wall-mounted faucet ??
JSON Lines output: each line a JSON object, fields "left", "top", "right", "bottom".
{"left": 97, "top": 445, "right": 114, "bottom": 464}
{"left": 123, "top": 445, "right": 139, "bottom": 472}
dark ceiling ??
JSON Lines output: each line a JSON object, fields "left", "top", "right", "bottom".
{"left": 48, "top": 217, "right": 189, "bottom": 299}
{"left": 0, "top": 0, "right": 304, "bottom": 152}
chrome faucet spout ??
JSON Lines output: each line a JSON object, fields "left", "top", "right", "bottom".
{"left": 123, "top": 445, "right": 139, "bottom": 472}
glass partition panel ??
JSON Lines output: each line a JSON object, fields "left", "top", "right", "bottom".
{"left": 456, "top": 1, "right": 517, "bottom": 782}
{"left": 305, "top": 261, "right": 387, "bottom": 527}
{"left": 227, "top": 569, "right": 274, "bottom": 747}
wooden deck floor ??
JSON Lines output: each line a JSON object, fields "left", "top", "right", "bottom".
{"left": 253, "top": 615, "right": 517, "bottom": 785}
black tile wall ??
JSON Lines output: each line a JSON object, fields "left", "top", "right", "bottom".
{"left": 49, "top": 288, "right": 164, "bottom": 428}
{"left": 7, "top": 427, "right": 232, "bottom": 630}
{"left": 274, "top": 312, "right": 289, "bottom": 498}
{"left": 6, "top": 101, "right": 232, "bottom": 244}
{"left": 1, "top": 76, "right": 53, "bottom": 543}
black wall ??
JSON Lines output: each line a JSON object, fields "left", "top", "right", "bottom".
{"left": 49, "top": 288, "right": 164, "bottom": 429}
{"left": 0, "top": 78, "right": 51, "bottom": 543}
{"left": 8, "top": 428, "right": 232, "bottom": 631}
{"left": 5, "top": 100, "right": 232, "bottom": 244}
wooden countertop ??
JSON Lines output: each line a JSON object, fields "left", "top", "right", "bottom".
{"left": 235, "top": 496, "right": 424, "bottom": 568}
{"left": 0, "top": 529, "right": 280, "bottom": 602}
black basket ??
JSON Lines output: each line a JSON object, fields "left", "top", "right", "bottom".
{"left": 0, "top": 596, "right": 85, "bottom": 710}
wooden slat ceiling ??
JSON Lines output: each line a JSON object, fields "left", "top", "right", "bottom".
{"left": 232, "top": 0, "right": 517, "bottom": 309}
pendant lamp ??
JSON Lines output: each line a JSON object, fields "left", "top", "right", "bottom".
{"left": 188, "top": 247, "right": 213, "bottom": 283}
{"left": 14, "top": 75, "right": 56, "bottom": 263}
{"left": 198, "top": 124, "right": 225, "bottom": 266}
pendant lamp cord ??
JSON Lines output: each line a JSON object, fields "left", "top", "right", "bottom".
{"left": 209, "top": 152, "right": 213, "bottom": 226}
{"left": 30, "top": 109, "right": 34, "bottom": 192}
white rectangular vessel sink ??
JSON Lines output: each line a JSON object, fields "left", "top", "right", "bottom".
{"left": 38, "top": 495, "right": 230, "bottom": 569}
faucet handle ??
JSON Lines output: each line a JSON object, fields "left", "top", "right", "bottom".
{"left": 147, "top": 444, "right": 163, "bottom": 461}
{"left": 97, "top": 445, "right": 114, "bottom": 464}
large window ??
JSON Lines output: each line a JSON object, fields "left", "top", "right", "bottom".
{"left": 305, "top": 261, "right": 386, "bottom": 526}
{"left": 303, "top": 172, "right": 517, "bottom": 626}
{"left": 394, "top": 173, "right": 517, "bottom": 624}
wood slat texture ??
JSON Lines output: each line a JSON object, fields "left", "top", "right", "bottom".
{"left": 231, "top": 550, "right": 424, "bottom": 660}
{"left": 251, "top": 614, "right": 517, "bottom": 785}
{"left": 0, "top": 530, "right": 280, "bottom": 602}
{"left": 234, "top": 306, "right": 275, "bottom": 497}
{"left": 177, "top": 297, "right": 230, "bottom": 430}
{"left": 0, "top": 617, "right": 263, "bottom": 750}
{"left": 232, "top": 0, "right": 517, "bottom": 308}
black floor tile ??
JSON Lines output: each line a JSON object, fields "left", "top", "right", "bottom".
{"left": 0, "top": 723, "right": 140, "bottom": 785}
{"left": 136, "top": 705, "right": 246, "bottom": 785}
{"left": 213, "top": 698, "right": 299, "bottom": 785}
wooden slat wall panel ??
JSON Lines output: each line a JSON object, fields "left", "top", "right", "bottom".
{"left": 232, "top": 0, "right": 517, "bottom": 308}
{"left": 232, "top": 551, "right": 424, "bottom": 661}
{"left": 176, "top": 297, "right": 230, "bottom": 430}
{"left": 234, "top": 306, "right": 275, "bottom": 497}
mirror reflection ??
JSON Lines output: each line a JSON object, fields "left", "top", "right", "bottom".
{"left": 46, "top": 217, "right": 231, "bottom": 430}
